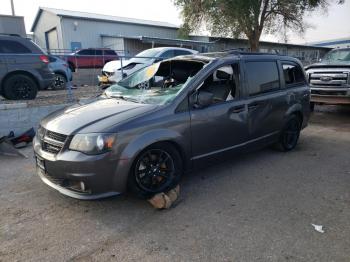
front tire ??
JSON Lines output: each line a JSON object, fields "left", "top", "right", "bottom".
{"left": 128, "top": 143, "right": 183, "bottom": 199}
{"left": 51, "top": 73, "right": 67, "bottom": 90}
{"left": 276, "top": 115, "right": 301, "bottom": 152}
{"left": 3, "top": 74, "right": 38, "bottom": 100}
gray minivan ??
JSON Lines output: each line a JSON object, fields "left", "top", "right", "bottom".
{"left": 0, "top": 34, "right": 54, "bottom": 100}
{"left": 34, "top": 51, "right": 310, "bottom": 199}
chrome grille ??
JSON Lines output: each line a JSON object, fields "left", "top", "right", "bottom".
{"left": 40, "top": 128, "right": 67, "bottom": 155}
{"left": 46, "top": 130, "right": 67, "bottom": 143}
{"left": 309, "top": 71, "right": 349, "bottom": 87}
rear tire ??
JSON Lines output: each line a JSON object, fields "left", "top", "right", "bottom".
{"left": 128, "top": 142, "right": 183, "bottom": 199}
{"left": 275, "top": 115, "right": 301, "bottom": 152}
{"left": 3, "top": 74, "right": 38, "bottom": 100}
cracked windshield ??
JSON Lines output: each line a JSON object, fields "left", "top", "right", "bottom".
{"left": 105, "top": 59, "right": 206, "bottom": 104}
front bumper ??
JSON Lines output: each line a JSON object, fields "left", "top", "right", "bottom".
{"left": 39, "top": 73, "right": 55, "bottom": 90}
{"left": 37, "top": 168, "right": 119, "bottom": 200}
{"left": 310, "top": 86, "right": 350, "bottom": 104}
{"left": 33, "top": 135, "right": 128, "bottom": 200}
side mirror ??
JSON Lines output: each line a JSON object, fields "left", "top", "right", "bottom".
{"left": 193, "top": 90, "right": 213, "bottom": 108}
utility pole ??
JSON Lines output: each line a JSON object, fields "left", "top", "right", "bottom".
{"left": 10, "top": 0, "right": 15, "bottom": 16}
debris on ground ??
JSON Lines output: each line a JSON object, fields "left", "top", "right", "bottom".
{"left": 0, "top": 128, "right": 35, "bottom": 157}
{"left": 311, "top": 224, "right": 325, "bottom": 233}
{"left": 10, "top": 128, "right": 35, "bottom": 149}
{"left": 148, "top": 185, "right": 180, "bottom": 209}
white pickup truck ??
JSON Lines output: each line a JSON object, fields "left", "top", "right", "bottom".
{"left": 305, "top": 48, "right": 350, "bottom": 109}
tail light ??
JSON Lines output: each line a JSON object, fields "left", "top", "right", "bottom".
{"left": 39, "top": 55, "right": 49, "bottom": 64}
{"left": 63, "top": 63, "right": 68, "bottom": 68}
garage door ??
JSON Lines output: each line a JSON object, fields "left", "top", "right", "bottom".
{"left": 46, "top": 28, "right": 59, "bottom": 52}
{"left": 101, "top": 36, "right": 124, "bottom": 54}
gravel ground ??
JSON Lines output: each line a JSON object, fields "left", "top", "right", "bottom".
{"left": 0, "top": 105, "right": 349, "bottom": 262}
{"left": 0, "top": 85, "right": 103, "bottom": 107}
{"left": 0, "top": 69, "right": 102, "bottom": 107}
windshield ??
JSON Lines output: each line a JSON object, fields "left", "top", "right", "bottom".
{"left": 129, "top": 49, "right": 162, "bottom": 64}
{"left": 105, "top": 59, "right": 207, "bottom": 105}
{"left": 323, "top": 49, "right": 350, "bottom": 62}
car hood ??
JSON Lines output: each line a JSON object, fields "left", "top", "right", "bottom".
{"left": 108, "top": 63, "right": 149, "bottom": 82}
{"left": 305, "top": 61, "right": 350, "bottom": 70}
{"left": 41, "top": 98, "right": 156, "bottom": 135}
{"left": 103, "top": 60, "right": 130, "bottom": 72}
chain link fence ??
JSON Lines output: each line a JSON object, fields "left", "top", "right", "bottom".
{"left": 1, "top": 47, "right": 325, "bottom": 107}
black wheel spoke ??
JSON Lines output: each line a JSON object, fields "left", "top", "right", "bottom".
{"left": 134, "top": 149, "right": 175, "bottom": 193}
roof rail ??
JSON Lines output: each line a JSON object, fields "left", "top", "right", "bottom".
{"left": 214, "top": 49, "right": 280, "bottom": 56}
{"left": 0, "top": 33, "right": 22, "bottom": 37}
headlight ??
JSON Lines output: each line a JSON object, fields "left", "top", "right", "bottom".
{"left": 37, "top": 125, "right": 45, "bottom": 139}
{"left": 69, "top": 133, "right": 116, "bottom": 155}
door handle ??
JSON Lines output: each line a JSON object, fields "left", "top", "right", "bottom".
{"left": 231, "top": 105, "right": 245, "bottom": 113}
{"left": 248, "top": 102, "right": 260, "bottom": 110}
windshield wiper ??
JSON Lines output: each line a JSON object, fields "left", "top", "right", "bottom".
{"left": 108, "top": 94, "right": 140, "bottom": 103}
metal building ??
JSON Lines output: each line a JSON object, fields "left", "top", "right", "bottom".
{"left": 0, "top": 14, "right": 26, "bottom": 37}
{"left": 31, "top": 7, "right": 179, "bottom": 54}
{"left": 30, "top": 7, "right": 331, "bottom": 64}
{"left": 308, "top": 37, "right": 350, "bottom": 49}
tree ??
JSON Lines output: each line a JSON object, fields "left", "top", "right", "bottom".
{"left": 174, "top": 0, "right": 343, "bottom": 51}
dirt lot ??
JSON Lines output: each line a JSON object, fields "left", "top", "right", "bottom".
{"left": 0, "top": 69, "right": 102, "bottom": 107}
{"left": 0, "top": 106, "right": 349, "bottom": 262}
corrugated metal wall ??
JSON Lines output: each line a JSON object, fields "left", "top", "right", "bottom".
{"left": 61, "top": 17, "right": 178, "bottom": 50}
{"left": 32, "top": 10, "right": 64, "bottom": 51}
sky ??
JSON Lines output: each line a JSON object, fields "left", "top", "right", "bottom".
{"left": 1, "top": 0, "right": 349, "bottom": 44}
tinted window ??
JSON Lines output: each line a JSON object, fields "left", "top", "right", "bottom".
{"left": 94, "top": 50, "right": 102, "bottom": 56}
{"left": 282, "top": 63, "right": 305, "bottom": 85}
{"left": 0, "top": 40, "right": 31, "bottom": 54}
{"left": 175, "top": 50, "right": 192, "bottom": 56}
{"left": 77, "top": 50, "right": 94, "bottom": 55}
{"left": 104, "top": 50, "right": 117, "bottom": 55}
{"left": 246, "top": 61, "right": 279, "bottom": 96}
{"left": 160, "top": 50, "right": 175, "bottom": 59}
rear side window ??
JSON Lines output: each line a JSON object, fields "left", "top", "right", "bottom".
{"left": 245, "top": 61, "right": 280, "bottom": 96}
{"left": 175, "top": 50, "right": 192, "bottom": 56}
{"left": 282, "top": 63, "right": 305, "bottom": 86}
{"left": 104, "top": 50, "right": 117, "bottom": 55}
{"left": 77, "top": 50, "right": 94, "bottom": 55}
{"left": 0, "top": 40, "right": 32, "bottom": 54}
{"left": 160, "top": 50, "right": 175, "bottom": 59}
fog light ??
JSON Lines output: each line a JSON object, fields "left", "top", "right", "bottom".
{"left": 80, "top": 181, "right": 85, "bottom": 191}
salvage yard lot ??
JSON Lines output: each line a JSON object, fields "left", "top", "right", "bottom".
{"left": 1, "top": 106, "right": 350, "bottom": 261}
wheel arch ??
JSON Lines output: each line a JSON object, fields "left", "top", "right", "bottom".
{"left": 284, "top": 103, "right": 303, "bottom": 126}
{"left": 112, "top": 129, "right": 189, "bottom": 193}
{"left": 53, "top": 70, "right": 68, "bottom": 81}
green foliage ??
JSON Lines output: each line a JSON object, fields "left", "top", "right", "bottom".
{"left": 173, "top": 0, "right": 342, "bottom": 50}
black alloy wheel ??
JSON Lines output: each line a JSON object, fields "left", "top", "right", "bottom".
{"left": 277, "top": 115, "right": 301, "bottom": 151}
{"left": 129, "top": 143, "right": 182, "bottom": 199}
{"left": 3, "top": 74, "right": 38, "bottom": 100}
{"left": 52, "top": 73, "right": 67, "bottom": 89}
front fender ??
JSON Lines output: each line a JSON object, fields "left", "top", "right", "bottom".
{"left": 112, "top": 128, "right": 186, "bottom": 192}
{"left": 120, "top": 128, "right": 183, "bottom": 160}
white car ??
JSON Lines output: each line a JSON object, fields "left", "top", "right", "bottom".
{"left": 98, "top": 47, "right": 198, "bottom": 86}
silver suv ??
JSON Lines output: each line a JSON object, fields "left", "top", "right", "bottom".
{"left": 0, "top": 34, "right": 54, "bottom": 100}
{"left": 34, "top": 51, "right": 310, "bottom": 199}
